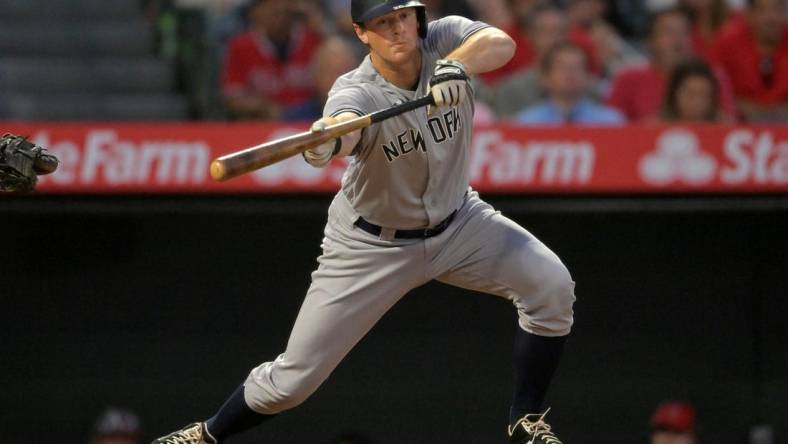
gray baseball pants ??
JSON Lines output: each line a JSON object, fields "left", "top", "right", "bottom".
{"left": 243, "top": 190, "right": 576, "bottom": 414}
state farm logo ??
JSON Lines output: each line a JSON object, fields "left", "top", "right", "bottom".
{"left": 34, "top": 130, "right": 210, "bottom": 186}
{"left": 471, "top": 130, "right": 595, "bottom": 185}
{"left": 639, "top": 128, "right": 788, "bottom": 187}
{"left": 639, "top": 128, "right": 717, "bottom": 185}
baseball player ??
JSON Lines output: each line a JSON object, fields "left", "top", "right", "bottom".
{"left": 151, "top": 1, "right": 575, "bottom": 443}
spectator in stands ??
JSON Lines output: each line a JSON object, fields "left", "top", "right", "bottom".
{"left": 565, "top": 0, "right": 604, "bottom": 72}
{"left": 480, "top": 0, "right": 596, "bottom": 85}
{"left": 607, "top": 8, "right": 735, "bottom": 122}
{"left": 421, "top": 0, "right": 477, "bottom": 21}
{"left": 710, "top": 0, "right": 788, "bottom": 122}
{"left": 567, "top": 0, "right": 607, "bottom": 30}
{"left": 478, "top": 0, "right": 544, "bottom": 85}
{"left": 649, "top": 401, "right": 697, "bottom": 444}
{"left": 515, "top": 42, "right": 625, "bottom": 125}
{"left": 588, "top": 20, "right": 648, "bottom": 96}
{"left": 465, "top": 0, "right": 513, "bottom": 28}
{"left": 603, "top": 0, "right": 651, "bottom": 40}
{"left": 282, "top": 37, "right": 359, "bottom": 120}
{"left": 221, "top": 0, "right": 321, "bottom": 120}
{"left": 661, "top": 59, "right": 726, "bottom": 122}
{"left": 679, "top": 0, "right": 735, "bottom": 59}
{"left": 487, "top": 4, "right": 576, "bottom": 118}
{"left": 88, "top": 407, "right": 141, "bottom": 444}
{"left": 325, "top": 0, "right": 368, "bottom": 61}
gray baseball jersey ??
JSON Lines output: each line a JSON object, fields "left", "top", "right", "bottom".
{"left": 325, "top": 16, "right": 490, "bottom": 229}
{"left": 241, "top": 16, "right": 576, "bottom": 416}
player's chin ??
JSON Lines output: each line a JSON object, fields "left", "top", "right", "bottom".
{"left": 387, "top": 46, "right": 418, "bottom": 62}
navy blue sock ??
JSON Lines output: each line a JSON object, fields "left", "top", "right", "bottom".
{"left": 205, "top": 385, "right": 274, "bottom": 442}
{"left": 510, "top": 328, "right": 568, "bottom": 424}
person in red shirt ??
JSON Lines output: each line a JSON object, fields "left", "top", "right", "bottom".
{"left": 679, "top": 0, "right": 735, "bottom": 60}
{"left": 221, "top": 0, "right": 322, "bottom": 120}
{"left": 565, "top": 0, "right": 604, "bottom": 73}
{"left": 607, "top": 8, "right": 735, "bottom": 122}
{"left": 710, "top": 0, "right": 788, "bottom": 121}
{"left": 479, "top": 0, "right": 597, "bottom": 85}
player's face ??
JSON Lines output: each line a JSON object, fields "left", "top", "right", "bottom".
{"left": 355, "top": 8, "right": 420, "bottom": 64}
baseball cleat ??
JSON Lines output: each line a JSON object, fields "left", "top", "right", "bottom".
{"left": 508, "top": 408, "right": 562, "bottom": 444}
{"left": 150, "top": 422, "right": 217, "bottom": 444}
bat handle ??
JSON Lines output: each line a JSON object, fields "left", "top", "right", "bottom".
{"left": 369, "top": 95, "right": 435, "bottom": 124}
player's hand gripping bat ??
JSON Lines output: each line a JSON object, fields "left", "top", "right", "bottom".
{"left": 210, "top": 95, "right": 435, "bottom": 182}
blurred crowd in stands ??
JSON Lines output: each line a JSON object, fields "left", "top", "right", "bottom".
{"left": 153, "top": 0, "right": 788, "bottom": 124}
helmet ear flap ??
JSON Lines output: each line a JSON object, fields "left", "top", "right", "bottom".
{"left": 417, "top": 7, "right": 427, "bottom": 38}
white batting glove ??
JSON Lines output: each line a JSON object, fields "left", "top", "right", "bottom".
{"left": 428, "top": 59, "right": 469, "bottom": 115}
{"left": 303, "top": 118, "right": 340, "bottom": 168}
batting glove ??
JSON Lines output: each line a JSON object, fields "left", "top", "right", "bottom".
{"left": 428, "top": 59, "right": 469, "bottom": 115}
{"left": 303, "top": 118, "right": 341, "bottom": 168}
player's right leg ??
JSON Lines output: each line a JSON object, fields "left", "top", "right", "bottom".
{"left": 150, "top": 193, "right": 428, "bottom": 444}
{"left": 429, "top": 191, "right": 574, "bottom": 444}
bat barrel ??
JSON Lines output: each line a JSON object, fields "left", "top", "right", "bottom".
{"left": 210, "top": 126, "right": 353, "bottom": 182}
{"left": 210, "top": 159, "right": 229, "bottom": 181}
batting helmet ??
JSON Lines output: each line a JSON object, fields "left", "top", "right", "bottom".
{"left": 351, "top": 0, "right": 428, "bottom": 38}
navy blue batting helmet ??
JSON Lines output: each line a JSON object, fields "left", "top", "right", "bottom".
{"left": 351, "top": 0, "right": 428, "bottom": 38}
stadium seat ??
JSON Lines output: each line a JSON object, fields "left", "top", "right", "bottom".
{"left": 0, "top": 0, "right": 188, "bottom": 121}
{"left": 0, "top": 94, "right": 189, "bottom": 121}
{"left": 0, "top": 0, "right": 140, "bottom": 20}
{"left": 0, "top": 58, "right": 175, "bottom": 94}
{"left": 0, "top": 22, "right": 153, "bottom": 58}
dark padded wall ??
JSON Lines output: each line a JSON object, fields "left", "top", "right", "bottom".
{"left": 2, "top": 196, "right": 786, "bottom": 444}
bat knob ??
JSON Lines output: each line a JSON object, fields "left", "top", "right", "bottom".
{"left": 210, "top": 159, "right": 227, "bottom": 182}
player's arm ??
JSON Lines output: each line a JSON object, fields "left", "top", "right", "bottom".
{"left": 428, "top": 26, "right": 515, "bottom": 113}
{"left": 444, "top": 27, "right": 515, "bottom": 76}
{"left": 302, "top": 112, "right": 362, "bottom": 167}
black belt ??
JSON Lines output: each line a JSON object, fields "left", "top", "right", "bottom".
{"left": 355, "top": 210, "right": 457, "bottom": 239}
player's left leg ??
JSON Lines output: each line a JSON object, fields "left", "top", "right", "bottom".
{"left": 428, "top": 190, "right": 575, "bottom": 444}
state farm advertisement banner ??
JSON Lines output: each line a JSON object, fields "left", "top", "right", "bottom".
{"left": 2, "top": 122, "right": 787, "bottom": 194}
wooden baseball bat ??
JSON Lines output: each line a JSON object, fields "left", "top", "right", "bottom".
{"left": 210, "top": 95, "right": 435, "bottom": 182}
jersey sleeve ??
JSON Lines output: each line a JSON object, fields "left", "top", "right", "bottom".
{"left": 423, "top": 15, "right": 491, "bottom": 59}
{"left": 323, "top": 83, "right": 377, "bottom": 157}
{"left": 323, "top": 84, "right": 372, "bottom": 118}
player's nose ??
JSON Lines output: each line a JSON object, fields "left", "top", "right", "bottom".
{"left": 392, "top": 16, "right": 406, "bottom": 34}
